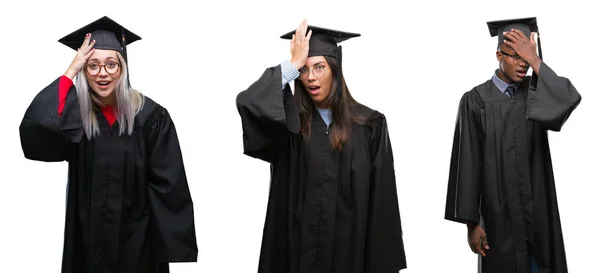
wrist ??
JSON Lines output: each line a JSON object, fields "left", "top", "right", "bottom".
{"left": 64, "top": 68, "right": 78, "bottom": 80}
{"left": 530, "top": 56, "right": 542, "bottom": 70}
{"left": 466, "top": 221, "right": 479, "bottom": 230}
{"left": 528, "top": 57, "right": 542, "bottom": 73}
{"left": 290, "top": 59, "right": 304, "bottom": 70}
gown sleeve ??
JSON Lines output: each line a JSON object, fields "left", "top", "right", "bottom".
{"left": 145, "top": 105, "right": 198, "bottom": 262}
{"left": 19, "top": 76, "right": 83, "bottom": 162}
{"left": 235, "top": 65, "right": 300, "bottom": 163}
{"left": 444, "top": 91, "right": 483, "bottom": 225}
{"left": 364, "top": 113, "right": 407, "bottom": 272}
{"left": 526, "top": 62, "right": 582, "bottom": 131}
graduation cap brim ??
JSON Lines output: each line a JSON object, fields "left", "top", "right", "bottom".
{"left": 280, "top": 25, "right": 361, "bottom": 43}
{"left": 280, "top": 25, "right": 360, "bottom": 58}
{"left": 58, "top": 16, "right": 141, "bottom": 54}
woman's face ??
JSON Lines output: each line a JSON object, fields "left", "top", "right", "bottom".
{"left": 85, "top": 49, "right": 121, "bottom": 103}
{"left": 299, "top": 56, "right": 333, "bottom": 108}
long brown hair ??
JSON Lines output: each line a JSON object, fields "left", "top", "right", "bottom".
{"left": 294, "top": 56, "right": 367, "bottom": 151}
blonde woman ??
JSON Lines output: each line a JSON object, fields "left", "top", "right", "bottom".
{"left": 19, "top": 16, "right": 197, "bottom": 273}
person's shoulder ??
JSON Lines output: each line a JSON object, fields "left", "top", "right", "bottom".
{"left": 136, "top": 94, "right": 169, "bottom": 128}
{"left": 468, "top": 79, "right": 493, "bottom": 97}
{"left": 455, "top": 78, "right": 495, "bottom": 107}
{"left": 352, "top": 103, "right": 386, "bottom": 127}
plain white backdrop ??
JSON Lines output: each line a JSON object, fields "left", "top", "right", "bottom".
{"left": 1, "top": 0, "right": 598, "bottom": 272}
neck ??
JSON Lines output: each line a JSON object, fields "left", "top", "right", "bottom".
{"left": 99, "top": 93, "right": 117, "bottom": 107}
{"left": 496, "top": 68, "right": 515, "bottom": 85}
{"left": 313, "top": 101, "right": 331, "bottom": 109}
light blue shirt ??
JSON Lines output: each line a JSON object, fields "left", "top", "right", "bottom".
{"left": 281, "top": 60, "right": 299, "bottom": 89}
{"left": 280, "top": 60, "right": 332, "bottom": 127}
{"left": 492, "top": 69, "right": 522, "bottom": 97}
{"left": 316, "top": 107, "right": 332, "bottom": 127}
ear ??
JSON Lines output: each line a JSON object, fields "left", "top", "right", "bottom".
{"left": 496, "top": 50, "right": 502, "bottom": 62}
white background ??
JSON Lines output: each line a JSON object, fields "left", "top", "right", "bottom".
{"left": 1, "top": 0, "right": 598, "bottom": 272}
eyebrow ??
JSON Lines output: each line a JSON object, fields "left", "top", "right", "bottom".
{"left": 306, "top": 62, "right": 326, "bottom": 67}
{"left": 88, "top": 56, "right": 119, "bottom": 62}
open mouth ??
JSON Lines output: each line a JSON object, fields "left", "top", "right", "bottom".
{"left": 307, "top": 85, "right": 321, "bottom": 95}
{"left": 516, "top": 70, "right": 527, "bottom": 78}
{"left": 96, "top": 81, "right": 112, "bottom": 89}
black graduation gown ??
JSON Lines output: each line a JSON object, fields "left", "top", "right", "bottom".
{"left": 19, "top": 77, "right": 198, "bottom": 273}
{"left": 445, "top": 62, "right": 581, "bottom": 273}
{"left": 236, "top": 65, "right": 407, "bottom": 273}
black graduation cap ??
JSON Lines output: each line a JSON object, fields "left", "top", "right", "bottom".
{"left": 58, "top": 16, "right": 141, "bottom": 88}
{"left": 280, "top": 25, "right": 360, "bottom": 58}
{"left": 280, "top": 25, "right": 361, "bottom": 97}
{"left": 487, "top": 17, "right": 542, "bottom": 60}
{"left": 58, "top": 16, "right": 141, "bottom": 63}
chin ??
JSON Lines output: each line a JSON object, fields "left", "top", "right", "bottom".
{"left": 311, "top": 98, "right": 326, "bottom": 107}
{"left": 93, "top": 88, "right": 115, "bottom": 98}
{"left": 512, "top": 76, "right": 526, "bottom": 83}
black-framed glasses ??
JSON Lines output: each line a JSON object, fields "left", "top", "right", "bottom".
{"left": 85, "top": 61, "right": 121, "bottom": 76}
{"left": 298, "top": 65, "right": 329, "bottom": 79}
{"left": 499, "top": 50, "right": 523, "bottom": 61}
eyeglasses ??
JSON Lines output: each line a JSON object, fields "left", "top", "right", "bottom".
{"left": 499, "top": 50, "right": 523, "bottom": 62}
{"left": 298, "top": 65, "right": 329, "bottom": 79}
{"left": 85, "top": 61, "right": 121, "bottom": 76}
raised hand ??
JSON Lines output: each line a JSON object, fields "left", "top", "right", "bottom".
{"left": 503, "top": 29, "right": 542, "bottom": 74}
{"left": 290, "top": 19, "right": 312, "bottom": 70}
{"left": 64, "top": 33, "right": 96, "bottom": 79}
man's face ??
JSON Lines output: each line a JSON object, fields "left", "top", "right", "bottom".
{"left": 496, "top": 43, "right": 530, "bottom": 84}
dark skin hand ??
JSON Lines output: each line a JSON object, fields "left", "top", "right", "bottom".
{"left": 467, "top": 221, "right": 489, "bottom": 257}
{"left": 503, "top": 29, "right": 542, "bottom": 75}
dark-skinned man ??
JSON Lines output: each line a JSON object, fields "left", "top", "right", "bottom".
{"left": 444, "top": 17, "right": 581, "bottom": 273}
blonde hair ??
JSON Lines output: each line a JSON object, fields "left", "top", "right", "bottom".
{"left": 75, "top": 52, "right": 144, "bottom": 139}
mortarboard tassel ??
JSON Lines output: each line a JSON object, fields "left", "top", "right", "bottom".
{"left": 121, "top": 29, "right": 128, "bottom": 63}
{"left": 121, "top": 28, "right": 131, "bottom": 88}
{"left": 531, "top": 32, "right": 543, "bottom": 83}
{"left": 336, "top": 45, "right": 343, "bottom": 98}
{"left": 537, "top": 32, "right": 543, "bottom": 61}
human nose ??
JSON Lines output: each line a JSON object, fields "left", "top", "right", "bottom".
{"left": 97, "top": 65, "right": 109, "bottom": 76}
{"left": 307, "top": 69, "right": 317, "bottom": 80}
